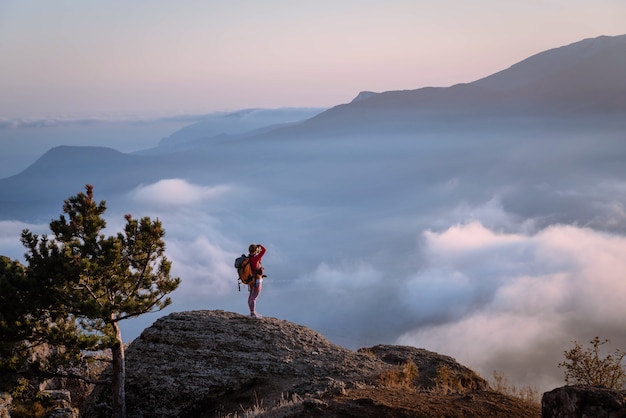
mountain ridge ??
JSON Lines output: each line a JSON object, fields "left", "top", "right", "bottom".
{"left": 310, "top": 34, "right": 626, "bottom": 123}
{"left": 471, "top": 34, "right": 626, "bottom": 91}
{"left": 157, "top": 107, "right": 326, "bottom": 150}
{"left": 222, "top": 34, "right": 625, "bottom": 143}
{"left": 1, "top": 34, "right": 625, "bottom": 220}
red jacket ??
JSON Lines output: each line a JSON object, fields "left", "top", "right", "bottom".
{"left": 249, "top": 245, "right": 266, "bottom": 275}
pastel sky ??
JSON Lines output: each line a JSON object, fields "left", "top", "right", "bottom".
{"left": 1, "top": 0, "right": 624, "bottom": 118}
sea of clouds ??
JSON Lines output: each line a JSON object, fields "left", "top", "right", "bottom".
{"left": 1, "top": 117, "right": 625, "bottom": 394}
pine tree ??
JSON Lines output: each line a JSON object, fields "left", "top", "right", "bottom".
{"left": 0, "top": 255, "right": 31, "bottom": 389}
{"left": 19, "top": 184, "right": 181, "bottom": 418}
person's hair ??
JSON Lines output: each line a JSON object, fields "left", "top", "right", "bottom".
{"left": 248, "top": 244, "right": 258, "bottom": 254}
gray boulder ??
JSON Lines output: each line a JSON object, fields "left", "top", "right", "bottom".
{"left": 542, "top": 384, "right": 626, "bottom": 417}
{"left": 84, "top": 310, "right": 385, "bottom": 417}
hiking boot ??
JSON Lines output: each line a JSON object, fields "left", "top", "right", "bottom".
{"left": 250, "top": 312, "right": 263, "bottom": 319}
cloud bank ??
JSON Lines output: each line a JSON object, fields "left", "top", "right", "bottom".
{"left": 3, "top": 108, "right": 626, "bottom": 396}
{"left": 398, "top": 221, "right": 626, "bottom": 391}
{"left": 131, "top": 179, "right": 232, "bottom": 206}
{"left": 103, "top": 177, "right": 626, "bottom": 393}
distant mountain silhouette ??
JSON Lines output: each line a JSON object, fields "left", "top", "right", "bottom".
{"left": 1, "top": 34, "right": 625, "bottom": 220}
{"left": 157, "top": 107, "right": 326, "bottom": 150}
{"left": 472, "top": 35, "right": 626, "bottom": 91}
{"left": 0, "top": 146, "right": 163, "bottom": 219}
{"left": 472, "top": 34, "right": 626, "bottom": 111}
{"left": 278, "top": 34, "right": 626, "bottom": 136}
{"left": 21, "top": 146, "right": 137, "bottom": 177}
{"left": 138, "top": 35, "right": 626, "bottom": 148}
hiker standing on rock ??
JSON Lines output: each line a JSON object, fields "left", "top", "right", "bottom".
{"left": 248, "top": 243, "right": 266, "bottom": 319}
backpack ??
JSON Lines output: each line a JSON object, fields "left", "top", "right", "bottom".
{"left": 235, "top": 254, "right": 254, "bottom": 288}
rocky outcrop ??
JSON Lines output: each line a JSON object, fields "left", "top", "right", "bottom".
{"left": 83, "top": 310, "right": 537, "bottom": 417}
{"left": 360, "top": 344, "right": 489, "bottom": 391}
{"left": 43, "top": 390, "right": 78, "bottom": 418}
{"left": 84, "top": 310, "right": 386, "bottom": 417}
{"left": 542, "top": 384, "right": 626, "bottom": 417}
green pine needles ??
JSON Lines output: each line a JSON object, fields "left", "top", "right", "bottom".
{"left": 1, "top": 184, "right": 181, "bottom": 418}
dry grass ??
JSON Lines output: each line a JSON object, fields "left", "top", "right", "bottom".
{"left": 219, "top": 392, "right": 304, "bottom": 418}
{"left": 431, "top": 364, "right": 468, "bottom": 394}
{"left": 490, "top": 370, "right": 541, "bottom": 406}
{"left": 432, "top": 365, "right": 483, "bottom": 394}
{"left": 377, "top": 361, "right": 419, "bottom": 389}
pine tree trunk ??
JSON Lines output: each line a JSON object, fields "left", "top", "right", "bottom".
{"left": 111, "top": 321, "right": 127, "bottom": 418}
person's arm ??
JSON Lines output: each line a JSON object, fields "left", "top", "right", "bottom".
{"left": 250, "top": 245, "right": 266, "bottom": 270}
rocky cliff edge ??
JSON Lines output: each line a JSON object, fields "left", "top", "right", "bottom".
{"left": 82, "top": 310, "right": 540, "bottom": 417}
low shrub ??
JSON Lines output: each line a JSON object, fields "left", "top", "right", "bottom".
{"left": 558, "top": 336, "right": 626, "bottom": 390}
